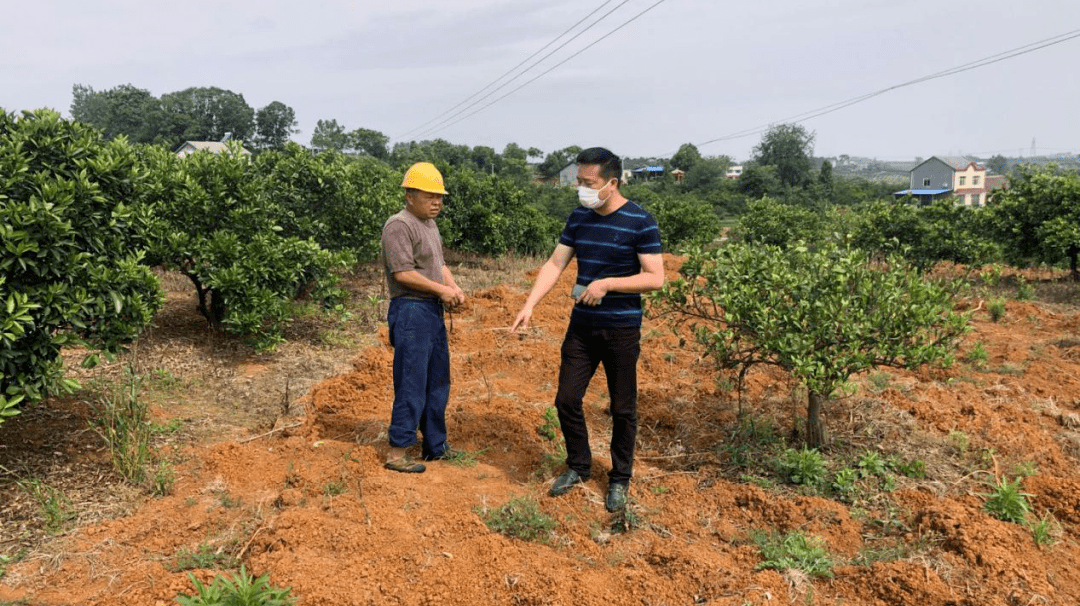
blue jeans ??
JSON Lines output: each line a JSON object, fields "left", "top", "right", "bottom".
{"left": 387, "top": 298, "right": 450, "bottom": 459}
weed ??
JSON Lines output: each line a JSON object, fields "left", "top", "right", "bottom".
{"left": 1010, "top": 461, "right": 1038, "bottom": 478}
{"left": 323, "top": 480, "right": 347, "bottom": 497}
{"left": 476, "top": 496, "right": 556, "bottom": 543}
{"left": 988, "top": 298, "right": 1006, "bottom": 322}
{"left": 948, "top": 430, "right": 970, "bottom": 457}
{"left": 152, "top": 460, "right": 176, "bottom": 496}
{"left": 1016, "top": 276, "right": 1036, "bottom": 301}
{"left": 752, "top": 531, "right": 835, "bottom": 578}
{"left": 981, "top": 264, "right": 1003, "bottom": 287}
{"left": 213, "top": 490, "right": 241, "bottom": 509}
{"left": 722, "top": 414, "right": 780, "bottom": 467}
{"left": 867, "top": 372, "right": 891, "bottom": 392}
{"left": 537, "top": 406, "right": 559, "bottom": 441}
{"left": 981, "top": 476, "right": 1032, "bottom": 524}
{"left": 648, "top": 485, "right": 670, "bottom": 496}
{"left": 966, "top": 341, "right": 989, "bottom": 368}
{"left": 17, "top": 478, "right": 75, "bottom": 533}
{"left": 176, "top": 565, "right": 296, "bottom": 606}
{"left": 90, "top": 366, "right": 152, "bottom": 485}
{"left": 442, "top": 447, "right": 488, "bottom": 468}
{"left": 887, "top": 456, "right": 927, "bottom": 479}
{"left": 148, "top": 368, "right": 182, "bottom": 390}
{"left": 610, "top": 506, "right": 644, "bottom": 534}
{"left": 151, "top": 418, "right": 184, "bottom": 435}
{"left": 856, "top": 451, "right": 888, "bottom": 478}
{"left": 776, "top": 447, "right": 827, "bottom": 487}
{"left": 1029, "top": 513, "right": 1063, "bottom": 547}
{"left": 169, "top": 542, "right": 239, "bottom": 572}
{"left": 539, "top": 442, "right": 567, "bottom": 478}
{"left": 831, "top": 468, "right": 858, "bottom": 501}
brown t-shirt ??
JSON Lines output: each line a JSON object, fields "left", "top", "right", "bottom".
{"left": 380, "top": 208, "right": 445, "bottom": 300}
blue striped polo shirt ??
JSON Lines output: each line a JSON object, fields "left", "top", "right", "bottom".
{"left": 559, "top": 200, "right": 663, "bottom": 328}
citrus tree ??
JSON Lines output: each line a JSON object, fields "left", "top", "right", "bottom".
{"left": 651, "top": 242, "right": 967, "bottom": 447}
{"left": 989, "top": 164, "right": 1080, "bottom": 280}
{"left": 0, "top": 109, "right": 163, "bottom": 423}
{"left": 256, "top": 145, "right": 400, "bottom": 260}
{"left": 140, "top": 144, "right": 351, "bottom": 351}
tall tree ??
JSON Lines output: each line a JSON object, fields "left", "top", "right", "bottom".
{"left": 70, "top": 83, "right": 162, "bottom": 144}
{"left": 987, "top": 154, "right": 1009, "bottom": 175}
{"left": 254, "top": 101, "right": 298, "bottom": 151}
{"left": 990, "top": 164, "right": 1080, "bottom": 280}
{"left": 753, "top": 123, "right": 815, "bottom": 188}
{"left": 348, "top": 127, "right": 390, "bottom": 159}
{"left": 537, "top": 145, "right": 582, "bottom": 180}
{"left": 160, "top": 86, "right": 255, "bottom": 144}
{"left": 310, "top": 119, "right": 349, "bottom": 152}
{"left": 670, "top": 143, "right": 703, "bottom": 172}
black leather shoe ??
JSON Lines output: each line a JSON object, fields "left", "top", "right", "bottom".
{"left": 549, "top": 470, "right": 584, "bottom": 496}
{"left": 605, "top": 483, "right": 629, "bottom": 512}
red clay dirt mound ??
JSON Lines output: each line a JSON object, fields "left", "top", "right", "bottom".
{"left": 3, "top": 258, "right": 1080, "bottom": 605}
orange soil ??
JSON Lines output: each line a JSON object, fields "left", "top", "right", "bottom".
{"left": 3, "top": 258, "right": 1080, "bottom": 605}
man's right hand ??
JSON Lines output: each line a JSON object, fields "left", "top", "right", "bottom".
{"left": 440, "top": 287, "right": 463, "bottom": 310}
{"left": 510, "top": 307, "right": 532, "bottom": 333}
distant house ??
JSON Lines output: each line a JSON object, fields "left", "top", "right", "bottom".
{"left": 557, "top": 162, "right": 577, "bottom": 186}
{"left": 725, "top": 165, "right": 743, "bottom": 179}
{"left": 986, "top": 174, "right": 1011, "bottom": 203}
{"left": 175, "top": 135, "right": 252, "bottom": 158}
{"left": 894, "top": 156, "right": 988, "bottom": 206}
{"left": 632, "top": 166, "right": 665, "bottom": 182}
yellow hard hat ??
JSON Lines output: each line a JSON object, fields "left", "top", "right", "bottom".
{"left": 401, "top": 162, "right": 448, "bottom": 195}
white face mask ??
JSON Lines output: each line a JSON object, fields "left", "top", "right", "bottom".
{"left": 578, "top": 180, "right": 612, "bottom": 209}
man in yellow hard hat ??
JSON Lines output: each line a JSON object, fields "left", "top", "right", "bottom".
{"left": 380, "top": 162, "right": 465, "bottom": 473}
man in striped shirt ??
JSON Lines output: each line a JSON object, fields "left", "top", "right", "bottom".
{"left": 511, "top": 147, "right": 664, "bottom": 512}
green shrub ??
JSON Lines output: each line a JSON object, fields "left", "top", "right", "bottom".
{"left": 988, "top": 298, "right": 1006, "bottom": 323}
{"left": 140, "top": 144, "right": 351, "bottom": 351}
{"left": 652, "top": 242, "right": 967, "bottom": 446}
{"left": 0, "top": 109, "right": 163, "bottom": 424}
{"left": 441, "top": 166, "right": 560, "bottom": 256}
{"left": 856, "top": 451, "right": 888, "bottom": 478}
{"left": 642, "top": 193, "right": 721, "bottom": 250}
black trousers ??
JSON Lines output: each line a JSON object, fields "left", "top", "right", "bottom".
{"left": 554, "top": 323, "right": 641, "bottom": 485}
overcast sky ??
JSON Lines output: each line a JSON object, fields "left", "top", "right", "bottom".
{"left": 3, "top": 1, "right": 1078, "bottom": 162}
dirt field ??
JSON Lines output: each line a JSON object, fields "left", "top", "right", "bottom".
{"left": 2, "top": 256, "right": 1079, "bottom": 606}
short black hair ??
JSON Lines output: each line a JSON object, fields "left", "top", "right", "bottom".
{"left": 576, "top": 147, "right": 621, "bottom": 184}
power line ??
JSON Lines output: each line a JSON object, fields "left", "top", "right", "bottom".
{"left": 415, "top": 0, "right": 669, "bottom": 140}
{"left": 691, "top": 28, "right": 1080, "bottom": 151}
{"left": 397, "top": 0, "right": 617, "bottom": 140}
{"left": 401, "top": 0, "right": 630, "bottom": 138}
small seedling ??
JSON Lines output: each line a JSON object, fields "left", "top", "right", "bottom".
{"left": 1010, "top": 461, "right": 1038, "bottom": 478}
{"left": 868, "top": 372, "right": 890, "bottom": 392}
{"left": 648, "top": 485, "right": 670, "bottom": 496}
{"left": 981, "top": 476, "right": 1032, "bottom": 524}
{"left": 169, "top": 542, "right": 239, "bottom": 572}
{"left": 888, "top": 456, "right": 927, "bottom": 479}
{"left": 153, "top": 460, "right": 176, "bottom": 496}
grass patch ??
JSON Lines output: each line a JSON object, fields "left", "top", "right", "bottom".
{"left": 988, "top": 298, "right": 1006, "bottom": 322}
{"left": 442, "top": 447, "right": 488, "bottom": 468}
{"left": 752, "top": 531, "right": 835, "bottom": 578}
{"left": 1029, "top": 513, "right": 1063, "bottom": 547}
{"left": 476, "top": 495, "right": 557, "bottom": 543}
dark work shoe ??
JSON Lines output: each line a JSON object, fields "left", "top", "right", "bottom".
{"left": 605, "top": 483, "right": 629, "bottom": 512}
{"left": 549, "top": 470, "right": 584, "bottom": 496}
